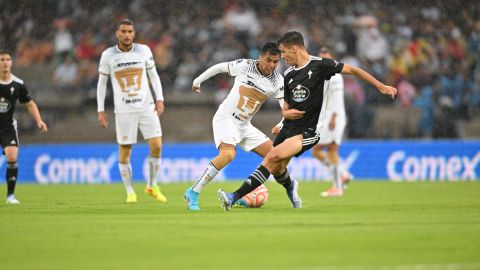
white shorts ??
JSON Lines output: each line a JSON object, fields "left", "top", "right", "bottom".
{"left": 212, "top": 113, "right": 270, "bottom": 152}
{"left": 115, "top": 110, "right": 162, "bottom": 144}
{"left": 317, "top": 115, "right": 346, "bottom": 145}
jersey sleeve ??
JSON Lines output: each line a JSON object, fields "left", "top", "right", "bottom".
{"left": 98, "top": 51, "right": 110, "bottom": 75}
{"left": 227, "top": 59, "right": 247, "bottom": 76}
{"left": 145, "top": 46, "right": 155, "bottom": 69}
{"left": 18, "top": 84, "right": 32, "bottom": 103}
{"left": 320, "top": 57, "right": 344, "bottom": 80}
{"left": 273, "top": 75, "right": 284, "bottom": 99}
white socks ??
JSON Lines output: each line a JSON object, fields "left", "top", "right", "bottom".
{"left": 118, "top": 162, "right": 135, "bottom": 194}
{"left": 192, "top": 162, "right": 219, "bottom": 193}
{"left": 330, "top": 164, "right": 342, "bottom": 190}
{"left": 148, "top": 156, "right": 162, "bottom": 188}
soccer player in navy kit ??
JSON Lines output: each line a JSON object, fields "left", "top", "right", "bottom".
{"left": 218, "top": 31, "right": 397, "bottom": 210}
{"left": 0, "top": 50, "right": 48, "bottom": 204}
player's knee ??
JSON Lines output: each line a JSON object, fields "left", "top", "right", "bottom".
{"left": 265, "top": 150, "right": 283, "bottom": 165}
{"left": 327, "top": 149, "right": 339, "bottom": 164}
{"left": 212, "top": 148, "right": 236, "bottom": 169}
{"left": 150, "top": 145, "right": 162, "bottom": 157}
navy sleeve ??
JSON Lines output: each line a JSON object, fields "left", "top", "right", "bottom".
{"left": 18, "top": 84, "right": 32, "bottom": 103}
{"left": 320, "top": 58, "right": 344, "bottom": 80}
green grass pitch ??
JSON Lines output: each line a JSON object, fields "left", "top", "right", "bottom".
{"left": 1, "top": 181, "right": 479, "bottom": 270}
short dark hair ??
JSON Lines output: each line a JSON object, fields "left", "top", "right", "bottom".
{"left": 0, "top": 49, "right": 12, "bottom": 57}
{"left": 260, "top": 42, "right": 281, "bottom": 56}
{"left": 117, "top": 19, "right": 134, "bottom": 29}
{"left": 277, "top": 31, "right": 305, "bottom": 47}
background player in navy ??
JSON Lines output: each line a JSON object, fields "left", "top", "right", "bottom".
{"left": 0, "top": 50, "right": 48, "bottom": 204}
{"left": 218, "top": 31, "right": 397, "bottom": 210}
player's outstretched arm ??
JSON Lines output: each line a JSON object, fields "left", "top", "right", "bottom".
{"left": 25, "top": 100, "right": 47, "bottom": 132}
{"left": 192, "top": 62, "right": 229, "bottom": 93}
{"left": 341, "top": 64, "right": 397, "bottom": 99}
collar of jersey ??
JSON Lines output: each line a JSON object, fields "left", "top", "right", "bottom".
{"left": 293, "top": 56, "right": 313, "bottom": 71}
{"left": 115, "top": 43, "right": 135, "bottom": 53}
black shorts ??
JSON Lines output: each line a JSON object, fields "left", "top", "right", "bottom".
{"left": 273, "top": 125, "right": 320, "bottom": 157}
{"left": 0, "top": 124, "right": 19, "bottom": 151}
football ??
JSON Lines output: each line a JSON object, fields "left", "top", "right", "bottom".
{"left": 236, "top": 184, "right": 269, "bottom": 208}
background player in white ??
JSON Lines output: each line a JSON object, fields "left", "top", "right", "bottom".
{"left": 97, "top": 19, "right": 166, "bottom": 203}
{"left": 0, "top": 50, "right": 47, "bottom": 204}
{"left": 183, "top": 42, "right": 284, "bottom": 211}
{"left": 313, "top": 47, "right": 353, "bottom": 197}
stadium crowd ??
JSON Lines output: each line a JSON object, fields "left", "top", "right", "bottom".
{"left": 1, "top": 0, "right": 479, "bottom": 139}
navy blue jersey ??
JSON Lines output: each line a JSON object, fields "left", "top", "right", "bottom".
{"left": 283, "top": 56, "right": 343, "bottom": 128}
{"left": 0, "top": 75, "right": 31, "bottom": 129}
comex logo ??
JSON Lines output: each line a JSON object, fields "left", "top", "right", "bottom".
{"left": 387, "top": 151, "right": 480, "bottom": 181}
{"left": 291, "top": 84, "right": 310, "bottom": 102}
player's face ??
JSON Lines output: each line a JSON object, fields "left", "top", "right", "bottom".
{"left": 0, "top": 54, "right": 12, "bottom": 73}
{"left": 116, "top": 24, "right": 135, "bottom": 48}
{"left": 279, "top": 44, "right": 297, "bottom": 66}
{"left": 257, "top": 52, "right": 280, "bottom": 76}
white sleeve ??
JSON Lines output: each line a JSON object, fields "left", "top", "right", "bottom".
{"left": 273, "top": 75, "right": 284, "bottom": 99}
{"left": 96, "top": 74, "right": 109, "bottom": 112}
{"left": 227, "top": 58, "right": 246, "bottom": 77}
{"left": 147, "top": 65, "right": 164, "bottom": 101}
{"left": 192, "top": 62, "right": 229, "bottom": 87}
{"left": 98, "top": 51, "right": 110, "bottom": 75}
{"left": 145, "top": 46, "right": 156, "bottom": 69}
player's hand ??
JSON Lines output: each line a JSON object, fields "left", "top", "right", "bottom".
{"left": 155, "top": 100, "right": 165, "bottom": 117}
{"left": 283, "top": 109, "right": 305, "bottom": 120}
{"left": 98, "top": 111, "right": 108, "bottom": 128}
{"left": 37, "top": 120, "right": 48, "bottom": 133}
{"left": 379, "top": 84, "right": 397, "bottom": 99}
{"left": 271, "top": 123, "right": 283, "bottom": 135}
{"left": 192, "top": 85, "right": 201, "bottom": 93}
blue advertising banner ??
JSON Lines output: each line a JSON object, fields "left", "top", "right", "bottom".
{"left": 1, "top": 141, "right": 478, "bottom": 184}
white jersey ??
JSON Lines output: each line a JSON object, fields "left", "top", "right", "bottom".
{"left": 99, "top": 43, "right": 156, "bottom": 113}
{"left": 317, "top": 73, "right": 347, "bottom": 144}
{"left": 216, "top": 59, "right": 284, "bottom": 123}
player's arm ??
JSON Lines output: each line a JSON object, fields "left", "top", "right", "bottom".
{"left": 97, "top": 73, "right": 109, "bottom": 128}
{"left": 282, "top": 100, "right": 305, "bottom": 120}
{"left": 341, "top": 64, "right": 397, "bottom": 98}
{"left": 146, "top": 66, "right": 165, "bottom": 117}
{"left": 24, "top": 100, "right": 47, "bottom": 132}
{"left": 271, "top": 98, "right": 285, "bottom": 135}
{"left": 192, "top": 62, "right": 229, "bottom": 93}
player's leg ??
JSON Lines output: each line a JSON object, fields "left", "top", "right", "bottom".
{"left": 312, "top": 144, "right": 329, "bottom": 166}
{"left": 4, "top": 146, "right": 19, "bottom": 204}
{"left": 185, "top": 117, "right": 239, "bottom": 210}
{"left": 263, "top": 135, "right": 303, "bottom": 208}
{"left": 116, "top": 113, "right": 138, "bottom": 203}
{"left": 220, "top": 134, "right": 303, "bottom": 210}
{"left": 140, "top": 110, "right": 166, "bottom": 202}
{"left": 321, "top": 143, "right": 344, "bottom": 197}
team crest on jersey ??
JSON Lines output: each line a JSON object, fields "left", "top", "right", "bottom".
{"left": 0, "top": 97, "right": 11, "bottom": 113}
{"left": 291, "top": 84, "right": 310, "bottom": 102}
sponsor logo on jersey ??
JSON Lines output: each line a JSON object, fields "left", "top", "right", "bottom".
{"left": 115, "top": 61, "right": 141, "bottom": 68}
{"left": 0, "top": 97, "right": 11, "bottom": 113}
{"left": 291, "top": 84, "right": 310, "bottom": 102}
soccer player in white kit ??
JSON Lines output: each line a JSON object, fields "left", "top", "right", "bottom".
{"left": 183, "top": 42, "right": 284, "bottom": 210}
{"left": 97, "top": 19, "right": 166, "bottom": 203}
{"left": 313, "top": 47, "right": 353, "bottom": 197}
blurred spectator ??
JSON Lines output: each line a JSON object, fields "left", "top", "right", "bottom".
{"left": 53, "top": 56, "right": 78, "bottom": 89}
